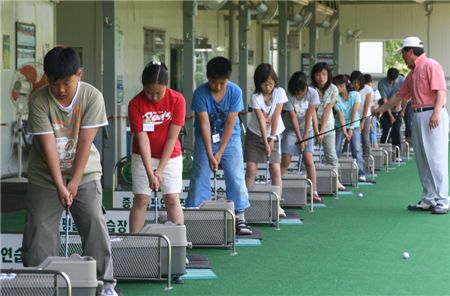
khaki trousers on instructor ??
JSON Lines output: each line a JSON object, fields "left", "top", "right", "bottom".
{"left": 21, "top": 180, "right": 115, "bottom": 285}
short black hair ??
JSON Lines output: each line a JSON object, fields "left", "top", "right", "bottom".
{"left": 387, "top": 68, "right": 399, "bottom": 81}
{"left": 363, "top": 74, "right": 372, "bottom": 84}
{"left": 206, "top": 56, "right": 232, "bottom": 79}
{"left": 44, "top": 46, "right": 80, "bottom": 81}
{"left": 254, "top": 63, "right": 278, "bottom": 94}
{"left": 350, "top": 70, "right": 365, "bottom": 90}
{"left": 142, "top": 61, "right": 169, "bottom": 86}
{"left": 402, "top": 47, "right": 424, "bottom": 56}
{"left": 288, "top": 71, "right": 308, "bottom": 96}
{"left": 311, "top": 62, "right": 332, "bottom": 91}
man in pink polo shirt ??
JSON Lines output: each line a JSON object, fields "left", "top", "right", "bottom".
{"left": 379, "top": 36, "right": 449, "bottom": 214}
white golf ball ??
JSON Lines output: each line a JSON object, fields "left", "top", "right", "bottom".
{"left": 402, "top": 252, "right": 410, "bottom": 259}
{"left": 358, "top": 193, "right": 363, "bottom": 198}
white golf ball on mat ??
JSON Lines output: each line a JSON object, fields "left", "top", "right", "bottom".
{"left": 358, "top": 193, "right": 363, "bottom": 198}
{"left": 402, "top": 252, "right": 410, "bottom": 259}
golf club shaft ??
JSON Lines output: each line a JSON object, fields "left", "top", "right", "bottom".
{"left": 385, "top": 126, "right": 393, "bottom": 144}
{"left": 319, "top": 143, "right": 323, "bottom": 164}
{"left": 297, "top": 152, "right": 303, "bottom": 174}
{"left": 213, "top": 170, "right": 217, "bottom": 200}
{"left": 65, "top": 205, "right": 70, "bottom": 257}
{"left": 298, "top": 114, "right": 374, "bottom": 144}
{"left": 154, "top": 190, "right": 158, "bottom": 224}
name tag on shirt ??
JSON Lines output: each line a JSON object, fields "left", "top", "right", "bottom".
{"left": 143, "top": 122, "right": 155, "bottom": 132}
{"left": 212, "top": 133, "right": 221, "bottom": 143}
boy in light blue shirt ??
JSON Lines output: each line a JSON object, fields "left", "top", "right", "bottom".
{"left": 186, "top": 56, "right": 252, "bottom": 235}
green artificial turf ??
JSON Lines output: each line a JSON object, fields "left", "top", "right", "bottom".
{"left": 117, "top": 156, "right": 450, "bottom": 296}
{"left": 2, "top": 153, "right": 449, "bottom": 296}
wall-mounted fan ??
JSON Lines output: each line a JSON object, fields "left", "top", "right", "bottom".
{"left": 344, "top": 29, "right": 362, "bottom": 42}
{"left": 291, "top": 7, "right": 312, "bottom": 31}
{"left": 256, "top": 1, "right": 278, "bottom": 24}
{"left": 318, "top": 16, "right": 339, "bottom": 35}
{"left": 10, "top": 64, "right": 47, "bottom": 178}
{"left": 197, "top": 0, "right": 228, "bottom": 10}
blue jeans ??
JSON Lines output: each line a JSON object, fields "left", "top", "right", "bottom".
{"left": 335, "top": 127, "right": 365, "bottom": 177}
{"left": 186, "top": 135, "right": 250, "bottom": 210}
{"left": 370, "top": 117, "right": 378, "bottom": 145}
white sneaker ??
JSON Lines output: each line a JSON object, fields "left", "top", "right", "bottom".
{"left": 358, "top": 176, "right": 366, "bottom": 182}
{"left": 407, "top": 201, "right": 433, "bottom": 211}
{"left": 98, "top": 287, "right": 118, "bottom": 296}
{"left": 278, "top": 207, "right": 287, "bottom": 217}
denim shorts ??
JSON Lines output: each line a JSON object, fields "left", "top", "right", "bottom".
{"left": 281, "top": 129, "right": 314, "bottom": 156}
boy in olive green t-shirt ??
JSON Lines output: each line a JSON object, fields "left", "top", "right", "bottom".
{"left": 21, "top": 47, "right": 117, "bottom": 296}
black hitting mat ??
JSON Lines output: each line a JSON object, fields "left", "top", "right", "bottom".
{"left": 282, "top": 211, "right": 304, "bottom": 221}
{"left": 236, "top": 227, "right": 263, "bottom": 240}
{"left": 186, "top": 254, "right": 212, "bottom": 269}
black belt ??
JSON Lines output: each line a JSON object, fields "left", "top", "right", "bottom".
{"left": 413, "top": 106, "right": 434, "bottom": 113}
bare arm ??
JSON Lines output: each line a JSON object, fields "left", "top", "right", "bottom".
{"left": 215, "top": 111, "right": 238, "bottom": 162}
{"left": 303, "top": 106, "right": 315, "bottom": 141}
{"left": 254, "top": 108, "right": 269, "bottom": 143}
{"left": 336, "top": 110, "right": 350, "bottom": 140}
{"left": 361, "top": 92, "right": 371, "bottom": 127}
{"left": 400, "top": 98, "right": 411, "bottom": 117}
{"left": 289, "top": 110, "right": 302, "bottom": 142}
{"left": 134, "top": 132, "right": 159, "bottom": 190}
{"left": 429, "top": 90, "right": 446, "bottom": 129}
{"left": 37, "top": 134, "right": 71, "bottom": 206}
{"left": 156, "top": 123, "right": 182, "bottom": 173}
{"left": 312, "top": 110, "right": 320, "bottom": 136}
{"left": 350, "top": 102, "right": 360, "bottom": 128}
{"left": 320, "top": 103, "right": 334, "bottom": 134}
{"left": 269, "top": 103, "right": 284, "bottom": 138}
{"left": 197, "top": 112, "right": 218, "bottom": 171}
{"left": 254, "top": 108, "right": 271, "bottom": 157}
{"left": 379, "top": 95, "right": 401, "bottom": 114}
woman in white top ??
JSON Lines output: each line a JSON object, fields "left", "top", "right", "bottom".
{"left": 280, "top": 71, "right": 322, "bottom": 202}
{"left": 244, "top": 64, "right": 288, "bottom": 212}
{"left": 363, "top": 73, "right": 381, "bottom": 148}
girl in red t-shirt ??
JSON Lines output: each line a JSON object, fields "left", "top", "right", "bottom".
{"left": 128, "top": 61, "right": 186, "bottom": 232}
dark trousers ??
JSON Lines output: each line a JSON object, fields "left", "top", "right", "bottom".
{"left": 404, "top": 101, "right": 413, "bottom": 140}
{"left": 380, "top": 111, "right": 402, "bottom": 149}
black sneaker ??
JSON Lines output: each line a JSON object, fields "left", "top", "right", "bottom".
{"left": 432, "top": 204, "right": 449, "bottom": 215}
{"left": 236, "top": 220, "right": 253, "bottom": 235}
{"left": 407, "top": 201, "right": 433, "bottom": 212}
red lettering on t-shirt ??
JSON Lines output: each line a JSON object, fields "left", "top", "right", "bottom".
{"left": 128, "top": 88, "right": 186, "bottom": 158}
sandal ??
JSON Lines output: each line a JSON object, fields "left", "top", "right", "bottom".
{"left": 313, "top": 192, "right": 322, "bottom": 203}
{"left": 278, "top": 207, "right": 287, "bottom": 218}
{"left": 236, "top": 220, "right": 253, "bottom": 235}
{"left": 338, "top": 182, "right": 346, "bottom": 191}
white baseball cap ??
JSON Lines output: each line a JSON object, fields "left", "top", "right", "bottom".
{"left": 397, "top": 36, "right": 423, "bottom": 52}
